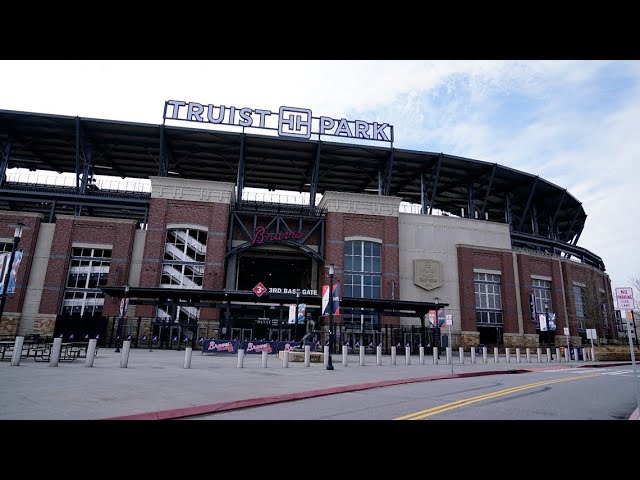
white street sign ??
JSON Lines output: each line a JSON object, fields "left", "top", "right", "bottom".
{"left": 445, "top": 314, "right": 453, "bottom": 326}
{"left": 615, "top": 287, "right": 635, "bottom": 310}
{"left": 563, "top": 327, "right": 570, "bottom": 336}
{"left": 586, "top": 328, "right": 597, "bottom": 340}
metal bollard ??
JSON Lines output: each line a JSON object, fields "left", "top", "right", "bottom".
{"left": 470, "top": 347, "right": 476, "bottom": 364}
{"left": 324, "top": 345, "right": 329, "bottom": 368}
{"left": 405, "top": 348, "right": 411, "bottom": 365}
{"left": 516, "top": 348, "right": 521, "bottom": 363}
{"left": 237, "top": 349, "right": 245, "bottom": 368}
{"left": 359, "top": 346, "right": 365, "bottom": 366}
{"left": 342, "top": 345, "right": 348, "bottom": 366}
{"left": 526, "top": 347, "right": 531, "bottom": 363}
{"left": 391, "top": 346, "right": 397, "bottom": 365}
{"left": 591, "top": 347, "right": 595, "bottom": 362}
{"left": 120, "top": 340, "right": 131, "bottom": 368}
{"left": 283, "top": 350, "right": 289, "bottom": 368}
{"left": 85, "top": 339, "right": 97, "bottom": 367}
{"left": 419, "top": 346, "right": 425, "bottom": 365}
{"left": 505, "top": 347, "right": 511, "bottom": 363}
{"left": 567, "top": 348, "right": 572, "bottom": 364}
{"left": 377, "top": 345, "right": 382, "bottom": 366}
{"left": 494, "top": 347, "right": 499, "bottom": 363}
{"left": 261, "top": 349, "right": 268, "bottom": 368}
{"left": 433, "top": 347, "right": 439, "bottom": 365}
{"left": 555, "top": 348, "right": 561, "bottom": 362}
{"left": 50, "top": 337, "right": 62, "bottom": 367}
{"left": 10, "top": 336, "right": 24, "bottom": 366}
{"left": 459, "top": 346, "right": 464, "bottom": 364}
{"left": 183, "top": 347, "right": 193, "bottom": 369}
{"left": 482, "top": 346, "right": 488, "bottom": 364}
{"left": 583, "top": 348, "right": 588, "bottom": 363}
{"left": 546, "top": 347, "right": 552, "bottom": 363}
{"left": 446, "top": 347, "right": 451, "bottom": 365}
{"left": 304, "top": 345, "right": 311, "bottom": 367}
{"left": 536, "top": 347, "right": 542, "bottom": 363}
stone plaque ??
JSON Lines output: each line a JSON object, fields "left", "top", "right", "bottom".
{"left": 414, "top": 259, "right": 442, "bottom": 291}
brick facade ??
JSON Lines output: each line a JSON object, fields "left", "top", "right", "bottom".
{"left": 38, "top": 216, "right": 138, "bottom": 318}
{"left": 136, "top": 198, "right": 229, "bottom": 321}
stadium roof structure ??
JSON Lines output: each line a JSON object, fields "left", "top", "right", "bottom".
{"left": 0, "top": 108, "right": 603, "bottom": 270}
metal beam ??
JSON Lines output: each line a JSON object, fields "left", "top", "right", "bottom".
{"left": 479, "top": 163, "right": 497, "bottom": 220}
{"left": 564, "top": 205, "right": 582, "bottom": 242}
{"left": 420, "top": 171, "right": 429, "bottom": 214}
{"left": 572, "top": 217, "right": 585, "bottom": 246}
{"left": 158, "top": 125, "right": 170, "bottom": 177}
{"left": 75, "top": 117, "right": 81, "bottom": 192}
{"left": 0, "top": 139, "right": 11, "bottom": 187}
{"left": 467, "top": 182, "right": 475, "bottom": 219}
{"left": 550, "top": 189, "right": 567, "bottom": 236}
{"left": 428, "top": 154, "right": 442, "bottom": 215}
{"left": 517, "top": 176, "right": 539, "bottom": 231}
{"left": 383, "top": 149, "right": 394, "bottom": 196}
{"left": 236, "top": 134, "right": 245, "bottom": 206}
{"left": 308, "top": 142, "right": 321, "bottom": 207}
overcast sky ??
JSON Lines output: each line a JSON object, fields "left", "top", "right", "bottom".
{"left": 1, "top": 60, "right": 638, "bottom": 299}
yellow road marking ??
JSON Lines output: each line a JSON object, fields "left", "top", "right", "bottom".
{"left": 394, "top": 373, "right": 603, "bottom": 420}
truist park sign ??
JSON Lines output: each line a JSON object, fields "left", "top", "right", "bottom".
{"left": 163, "top": 100, "right": 394, "bottom": 143}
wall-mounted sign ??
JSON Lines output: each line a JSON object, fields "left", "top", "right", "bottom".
{"left": 163, "top": 100, "right": 393, "bottom": 143}
{"left": 414, "top": 259, "right": 442, "bottom": 291}
{"left": 252, "top": 226, "right": 304, "bottom": 245}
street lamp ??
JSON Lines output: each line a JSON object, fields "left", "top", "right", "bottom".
{"left": 326, "top": 264, "right": 334, "bottom": 371}
{"left": 295, "top": 289, "right": 300, "bottom": 341}
{"left": 544, "top": 302, "right": 551, "bottom": 349}
{"left": 434, "top": 296, "right": 440, "bottom": 357}
{"left": 0, "top": 222, "right": 26, "bottom": 324}
{"left": 115, "top": 284, "right": 129, "bottom": 352}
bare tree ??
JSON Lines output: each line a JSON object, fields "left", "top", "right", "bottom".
{"left": 567, "top": 276, "right": 609, "bottom": 345}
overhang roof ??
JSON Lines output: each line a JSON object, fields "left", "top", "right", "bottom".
{"left": 0, "top": 108, "right": 586, "bottom": 241}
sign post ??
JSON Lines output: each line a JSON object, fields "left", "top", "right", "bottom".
{"left": 564, "top": 327, "right": 571, "bottom": 365}
{"left": 625, "top": 317, "right": 640, "bottom": 416}
{"left": 446, "top": 314, "right": 453, "bottom": 374}
{"left": 616, "top": 287, "right": 637, "bottom": 347}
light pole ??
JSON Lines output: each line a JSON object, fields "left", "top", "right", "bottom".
{"left": 115, "top": 284, "right": 129, "bottom": 352}
{"left": 544, "top": 302, "right": 551, "bottom": 350}
{"left": 295, "top": 290, "right": 300, "bottom": 341}
{"left": 326, "top": 264, "right": 334, "bottom": 371}
{"left": 434, "top": 296, "right": 440, "bottom": 358}
{"left": 0, "top": 222, "right": 26, "bottom": 324}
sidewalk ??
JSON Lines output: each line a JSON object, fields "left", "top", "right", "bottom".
{"left": 1, "top": 347, "right": 637, "bottom": 420}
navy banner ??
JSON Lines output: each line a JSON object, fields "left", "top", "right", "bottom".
{"left": 202, "top": 339, "right": 300, "bottom": 355}
{"left": 202, "top": 339, "right": 239, "bottom": 354}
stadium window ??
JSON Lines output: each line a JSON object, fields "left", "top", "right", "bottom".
{"left": 62, "top": 247, "right": 111, "bottom": 316}
{"left": 474, "top": 272, "right": 503, "bottom": 325}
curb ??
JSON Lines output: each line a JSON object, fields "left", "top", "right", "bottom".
{"left": 102, "top": 368, "right": 535, "bottom": 420}
{"left": 101, "top": 362, "right": 637, "bottom": 421}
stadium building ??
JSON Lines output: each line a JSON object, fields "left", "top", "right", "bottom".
{"left": 0, "top": 102, "right": 618, "bottom": 352}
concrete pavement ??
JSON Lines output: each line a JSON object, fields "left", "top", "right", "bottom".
{"left": 1, "top": 345, "right": 638, "bottom": 420}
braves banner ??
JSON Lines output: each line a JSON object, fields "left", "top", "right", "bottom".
{"left": 428, "top": 308, "right": 446, "bottom": 328}
{"left": 322, "top": 283, "right": 340, "bottom": 316}
{"left": 203, "top": 339, "right": 239, "bottom": 354}
{"left": 202, "top": 339, "right": 300, "bottom": 355}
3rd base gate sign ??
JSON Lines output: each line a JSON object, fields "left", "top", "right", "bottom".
{"left": 615, "top": 287, "right": 634, "bottom": 310}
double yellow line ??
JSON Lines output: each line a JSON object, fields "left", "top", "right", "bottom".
{"left": 394, "top": 373, "right": 603, "bottom": 420}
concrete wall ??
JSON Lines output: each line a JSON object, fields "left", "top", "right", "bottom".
{"left": 18, "top": 223, "right": 55, "bottom": 335}
{"left": 398, "top": 213, "right": 511, "bottom": 333}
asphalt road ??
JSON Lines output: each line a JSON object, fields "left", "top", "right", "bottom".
{"left": 188, "top": 366, "right": 640, "bottom": 420}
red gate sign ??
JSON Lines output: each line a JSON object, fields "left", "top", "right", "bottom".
{"left": 253, "top": 282, "right": 267, "bottom": 297}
